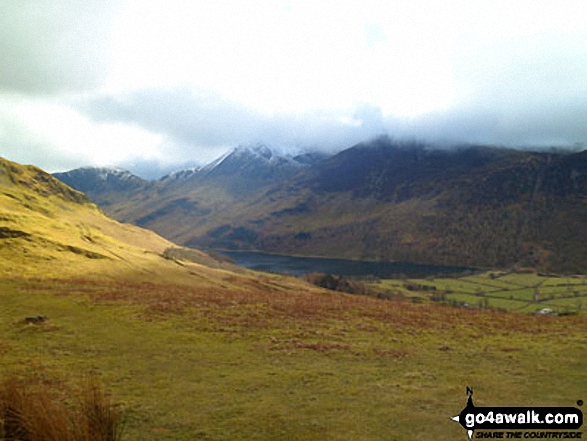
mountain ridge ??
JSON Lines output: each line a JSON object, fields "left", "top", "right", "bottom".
{"left": 52, "top": 139, "right": 587, "bottom": 273}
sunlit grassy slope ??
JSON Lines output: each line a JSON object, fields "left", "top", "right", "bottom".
{"left": 0, "top": 157, "right": 191, "bottom": 280}
{"left": 1, "top": 157, "right": 586, "bottom": 440}
{"left": 0, "top": 157, "right": 297, "bottom": 289}
{"left": 0, "top": 155, "right": 329, "bottom": 309}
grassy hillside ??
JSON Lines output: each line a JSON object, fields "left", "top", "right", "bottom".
{"left": 0, "top": 157, "right": 248, "bottom": 284}
{"left": 1, "top": 277, "right": 586, "bottom": 440}
{"left": 0, "top": 155, "right": 331, "bottom": 306}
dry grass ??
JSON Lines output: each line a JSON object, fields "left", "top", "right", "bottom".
{"left": 15, "top": 277, "right": 584, "bottom": 338}
{"left": 3, "top": 277, "right": 587, "bottom": 440}
{"left": 0, "top": 376, "right": 124, "bottom": 441}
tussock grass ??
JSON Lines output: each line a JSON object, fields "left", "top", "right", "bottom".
{"left": 0, "top": 376, "right": 124, "bottom": 441}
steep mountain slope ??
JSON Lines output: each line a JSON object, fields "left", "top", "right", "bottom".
{"left": 53, "top": 166, "right": 150, "bottom": 210}
{"left": 222, "top": 140, "right": 587, "bottom": 272}
{"left": 151, "top": 144, "right": 329, "bottom": 200}
{"left": 159, "top": 166, "right": 200, "bottom": 183}
{"left": 54, "top": 145, "right": 330, "bottom": 246}
{"left": 53, "top": 167, "right": 146, "bottom": 194}
{"left": 53, "top": 139, "right": 587, "bottom": 273}
{"left": 190, "top": 144, "right": 314, "bottom": 195}
{"left": 0, "top": 157, "right": 290, "bottom": 291}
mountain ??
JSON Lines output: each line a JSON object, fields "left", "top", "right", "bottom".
{"left": 231, "top": 139, "right": 587, "bottom": 272}
{"left": 0, "top": 157, "right": 278, "bottom": 288}
{"left": 52, "top": 139, "right": 587, "bottom": 273}
{"left": 52, "top": 145, "right": 331, "bottom": 247}
{"left": 53, "top": 166, "right": 150, "bottom": 209}
{"left": 166, "top": 144, "right": 329, "bottom": 196}
{"left": 159, "top": 167, "right": 200, "bottom": 183}
{"left": 53, "top": 167, "right": 145, "bottom": 193}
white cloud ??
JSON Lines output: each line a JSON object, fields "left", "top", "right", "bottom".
{"left": 2, "top": 0, "right": 587, "bottom": 173}
{"left": 0, "top": 0, "right": 120, "bottom": 94}
{"left": 9, "top": 100, "right": 165, "bottom": 170}
{"left": 103, "top": 0, "right": 460, "bottom": 116}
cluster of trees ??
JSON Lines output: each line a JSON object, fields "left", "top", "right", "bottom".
{"left": 303, "top": 273, "right": 369, "bottom": 295}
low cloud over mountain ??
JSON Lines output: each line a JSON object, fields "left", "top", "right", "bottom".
{"left": 2, "top": 1, "right": 587, "bottom": 177}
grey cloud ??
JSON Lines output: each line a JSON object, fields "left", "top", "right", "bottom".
{"left": 0, "top": 136, "right": 86, "bottom": 175}
{"left": 81, "top": 84, "right": 587, "bottom": 170}
{"left": 117, "top": 157, "right": 201, "bottom": 180}
{"left": 3, "top": 1, "right": 586, "bottom": 179}
{"left": 0, "top": 0, "right": 118, "bottom": 94}
{"left": 386, "top": 29, "right": 587, "bottom": 148}
{"left": 455, "top": 31, "right": 587, "bottom": 109}
{"left": 0, "top": 103, "right": 94, "bottom": 173}
{"left": 403, "top": 99, "right": 587, "bottom": 148}
{"left": 81, "top": 88, "right": 389, "bottom": 157}
{"left": 431, "top": 31, "right": 587, "bottom": 147}
{"left": 85, "top": 88, "right": 262, "bottom": 148}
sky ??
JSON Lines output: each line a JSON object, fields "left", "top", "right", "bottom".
{"left": 2, "top": 0, "right": 587, "bottom": 178}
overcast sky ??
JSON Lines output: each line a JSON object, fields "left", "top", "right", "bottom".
{"left": 2, "top": 0, "right": 587, "bottom": 178}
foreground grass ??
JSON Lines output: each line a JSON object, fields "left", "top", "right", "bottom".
{"left": 0, "top": 376, "right": 124, "bottom": 441}
{"left": 1, "top": 277, "right": 586, "bottom": 440}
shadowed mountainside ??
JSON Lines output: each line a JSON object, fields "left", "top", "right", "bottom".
{"left": 54, "top": 139, "right": 587, "bottom": 273}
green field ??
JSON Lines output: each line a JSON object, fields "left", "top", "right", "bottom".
{"left": 1, "top": 277, "right": 586, "bottom": 440}
{"left": 375, "top": 271, "right": 587, "bottom": 315}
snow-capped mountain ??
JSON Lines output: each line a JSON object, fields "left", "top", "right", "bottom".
{"left": 198, "top": 144, "right": 324, "bottom": 181}
{"left": 187, "top": 144, "right": 315, "bottom": 195}
{"left": 135, "top": 144, "right": 327, "bottom": 195}
{"left": 53, "top": 167, "right": 148, "bottom": 208}
{"left": 53, "top": 145, "right": 329, "bottom": 199}
{"left": 54, "top": 167, "right": 146, "bottom": 193}
{"left": 159, "top": 167, "right": 201, "bottom": 183}
{"left": 52, "top": 144, "right": 332, "bottom": 245}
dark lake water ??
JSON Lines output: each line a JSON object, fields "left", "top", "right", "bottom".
{"left": 217, "top": 250, "right": 472, "bottom": 279}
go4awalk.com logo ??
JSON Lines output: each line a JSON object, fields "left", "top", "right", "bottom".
{"left": 451, "top": 387, "right": 583, "bottom": 440}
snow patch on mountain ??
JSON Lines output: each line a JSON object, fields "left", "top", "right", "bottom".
{"left": 146, "top": 145, "right": 331, "bottom": 184}
{"left": 159, "top": 167, "right": 201, "bottom": 183}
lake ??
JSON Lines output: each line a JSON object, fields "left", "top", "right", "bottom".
{"left": 217, "top": 250, "right": 472, "bottom": 279}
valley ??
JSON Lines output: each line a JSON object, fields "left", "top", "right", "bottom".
{"left": 55, "top": 139, "right": 587, "bottom": 274}
{"left": 373, "top": 271, "right": 587, "bottom": 315}
{"left": 217, "top": 249, "right": 472, "bottom": 278}
{"left": 2, "top": 154, "right": 586, "bottom": 440}
{"left": 4, "top": 4, "right": 587, "bottom": 440}
{"left": 219, "top": 249, "right": 587, "bottom": 315}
